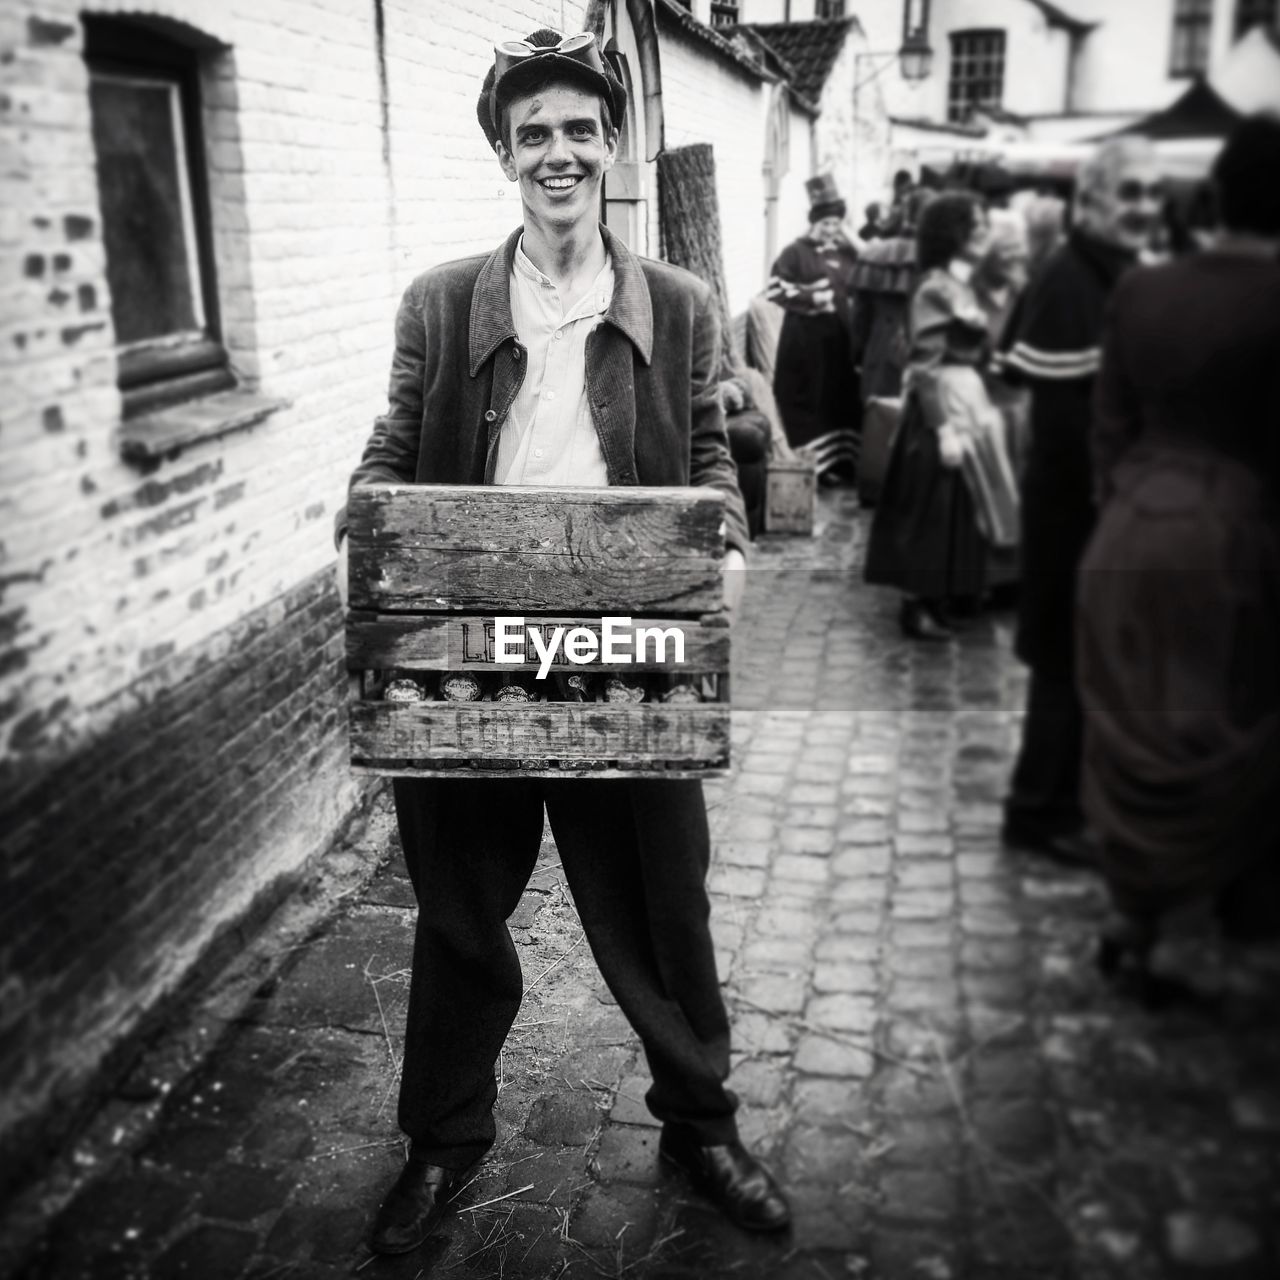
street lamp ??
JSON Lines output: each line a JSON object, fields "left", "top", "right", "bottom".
{"left": 852, "top": 34, "right": 934, "bottom": 93}
{"left": 898, "top": 29, "right": 934, "bottom": 82}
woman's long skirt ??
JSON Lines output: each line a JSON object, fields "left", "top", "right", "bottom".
{"left": 863, "top": 391, "right": 987, "bottom": 602}
{"left": 1077, "top": 443, "right": 1280, "bottom": 925}
{"left": 774, "top": 311, "right": 860, "bottom": 480}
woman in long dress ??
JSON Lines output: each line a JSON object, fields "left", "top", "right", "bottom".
{"left": 864, "top": 193, "right": 1021, "bottom": 639}
{"left": 1077, "top": 116, "right": 1280, "bottom": 970}
{"left": 768, "top": 175, "right": 861, "bottom": 485}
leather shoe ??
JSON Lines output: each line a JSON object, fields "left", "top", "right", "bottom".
{"left": 898, "top": 599, "right": 953, "bottom": 641}
{"left": 659, "top": 1126, "right": 791, "bottom": 1232}
{"left": 369, "top": 1155, "right": 464, "bottom": 1255}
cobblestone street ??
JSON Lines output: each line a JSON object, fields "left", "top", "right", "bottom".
{"left": 12, "top": 492, "right": 1280, "bottom": 1280}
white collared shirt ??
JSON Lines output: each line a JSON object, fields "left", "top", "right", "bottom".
{"left": 495, "top": 237, "right": 613, "bottom": 486}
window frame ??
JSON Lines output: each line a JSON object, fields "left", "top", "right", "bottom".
{"left": 1169, "top": 0, "right": 1214, "bottom": 77}
{"left": 947, "top": 28, "right": 1006, "bottom": 124}
{"left": 1233, "top": 0, "right": 1278, "bottom": 38}
{"left": 83, "top": 16, "right": 233, "bottom": 418}
{"left": 815, "top": 0, "right": 846, "bottom": 18}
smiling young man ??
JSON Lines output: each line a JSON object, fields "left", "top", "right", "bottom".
{"left": 336, "top": 28, "right": 787, "bottom": 1255}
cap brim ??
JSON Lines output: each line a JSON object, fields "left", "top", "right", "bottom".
{"left": 494, "top": 54, "right": 614, "bottom": 115}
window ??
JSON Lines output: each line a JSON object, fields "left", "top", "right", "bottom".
{"left": 1234, "top": 0, "right": 1278, "bottom": 38}
{"left": 1170, "top": 0, "right": 1213, "bottom": 76}
{"left": 816, "top": 0, "right": 846, "bottom": 17}
{"left": 709, "top": 1, "right": 739, "bottom": 28}
{"left": 84, "top": 17, "right": 232, "bottom": 416}
{"left": 948, "top": 30, "right": 1005, "bottom": 123}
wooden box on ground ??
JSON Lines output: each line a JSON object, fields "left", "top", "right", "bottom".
{"left": 345, "top": 484, "right": 730, "bottom": 778}
{"left": 764, "top": 457, "right": 816, "bottom": 535}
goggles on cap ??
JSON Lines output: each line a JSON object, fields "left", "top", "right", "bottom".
{"left": 493, "top": 31, "right": 604, "bottom": 85}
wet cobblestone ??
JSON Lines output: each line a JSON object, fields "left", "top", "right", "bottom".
{"left": 7, "top": 490, "right": 1280, "bottom": 1279}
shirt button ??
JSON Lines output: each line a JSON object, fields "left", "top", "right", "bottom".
{"left": 554, "top": 331, "right": 563, "bottom": 341}
{"left": 534, "top": 448, "right": 544, "bottom": 458}
{"left": 512, "top": 347, "right": 522, "bottom": 360}
{"left": 484, "top": 409, "right": 497, "bottom": 422}
{"left": 543, "top": 391, "right": 555, "bottom": 401}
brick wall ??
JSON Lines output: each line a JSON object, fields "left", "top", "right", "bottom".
{"left": 814, "top": 29, "right": 897, "bottom": 243}
{"left": 660, "top": 23, "right": 815, "bottom": 320}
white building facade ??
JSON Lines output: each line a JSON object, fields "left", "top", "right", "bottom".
{"left": 733, "top": 0, "right": 1278, "bottom": 179}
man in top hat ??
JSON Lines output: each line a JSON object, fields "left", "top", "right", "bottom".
{"left": 766, "top": 173, "right": 862, "bottom": 484}
{"left": 335, "top": 25, "right": 790, "bottom": 1255}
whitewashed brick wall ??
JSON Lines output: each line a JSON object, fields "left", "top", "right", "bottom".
{"left": 812, "top": 31, "right": 896, "bottom": 242}
{"left": 660, "top": 25, "right": 814, "bottom": 318}
{"left": 2, "top": 0, "right": 585, "bottom": 773}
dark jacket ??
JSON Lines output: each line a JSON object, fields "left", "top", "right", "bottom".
{"left": 1002, "top": 229, "right": 1136, "bottom": 675}
{"left": 849, "top": 234, "right": 917, "bottom": 401}
{"left": 338, "top": 225, "right": 748, "bottom": 554}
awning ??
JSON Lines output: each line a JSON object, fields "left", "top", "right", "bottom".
{"left": 1106, "top": 78, "right": 1241, "bottom": 141}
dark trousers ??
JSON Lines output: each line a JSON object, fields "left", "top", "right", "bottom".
{"left": 1005, "top": 670, "right": 1085, "bottom": 838}
{"left": 390, "top": 776, "right": 738, "bottom": 1170}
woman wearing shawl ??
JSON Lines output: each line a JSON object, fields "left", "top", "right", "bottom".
{"left": 864, "top": 193, "right": 1021, "bottom": 640}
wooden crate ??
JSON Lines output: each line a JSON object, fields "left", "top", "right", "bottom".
{"left": 345, "top": 484, "right": 730, "bottom": 778}
{"left": 764, "top": 457, "right": 816, "bottom": 534}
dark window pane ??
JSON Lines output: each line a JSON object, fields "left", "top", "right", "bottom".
{"left": 89, "top": 72, "right": 202, "bottom": 345}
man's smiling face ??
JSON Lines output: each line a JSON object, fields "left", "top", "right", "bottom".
{"left": 495, "top": 81, "right": 617, "bottom": 233}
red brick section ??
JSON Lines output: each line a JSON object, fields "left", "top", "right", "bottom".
{"left": 0, "top": 569, "right": 363, "bottom": 1205}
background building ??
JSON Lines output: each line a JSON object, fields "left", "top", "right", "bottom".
{"left": 734, "top": 0, "right": 1280, "bottom": 186}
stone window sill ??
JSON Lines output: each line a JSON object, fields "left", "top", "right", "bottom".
{"left": 119, "top": 386, "right": 290, "bottom": 463}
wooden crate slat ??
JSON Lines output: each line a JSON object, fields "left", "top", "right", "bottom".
{"left": 350, "top": 483, "right": 727, "bottom": 550}
{"left": 349, "top": 701, "right": 729, "bottom": 765}
{"left": 347, "top": 484, "right": 724, "bottom": 613}
{"left": 346, "top": 613, "right": 730, "bottom": 673}
{"left": 348, "top": 553, "right": 721, "bottom": 613}
{"left": 351, "top": 763, "right": 726, "bottom": 779}
{"left": 348, "top": 484, "right": 724, "bottom": 554}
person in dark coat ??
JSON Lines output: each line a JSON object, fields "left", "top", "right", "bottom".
{"left": 1077, "top": 115, "right": 1280, "bottom": 958}
{"left": 849, "top": 187, "right": 935, "bottom": 403}
{"left": 999, "top": 138, "right": 1163, "bottom": 864}
{"left": 767, "top": 174, "right": 861, "bottom": 484}
{"left": 863, "top": 192, "right": 1024, "bottom": 641}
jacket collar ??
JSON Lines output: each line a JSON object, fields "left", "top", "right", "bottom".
{"left": 468, "top": 223, "right": 654, "bottom": 376}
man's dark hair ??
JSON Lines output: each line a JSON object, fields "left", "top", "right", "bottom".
{"left": 476, "top": 28, "right": 621, "bottom": 153}
{"left": 1213, "top": 113, "right": 1280, "bottom": 237}
{"left": 916, "top": 192, "right": 985, "bottom": 270}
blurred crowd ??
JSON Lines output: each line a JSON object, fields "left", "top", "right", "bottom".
{"left": 756, "top": 113, "right": 1280, "bottom": 998}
